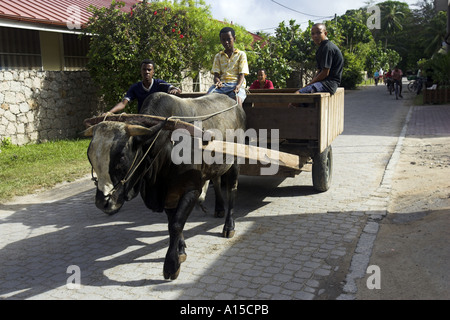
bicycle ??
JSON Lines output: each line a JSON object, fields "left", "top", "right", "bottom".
{"left": 386, "top": 78, "right": 394, "bottom": 95}
{"left": 394, "top": 80, "right": 403, "bottom": 100}
{"left": 408, "top": 77, "right": 423, "bottom": 94}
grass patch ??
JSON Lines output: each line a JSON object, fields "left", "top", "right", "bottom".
{"left": 0, "top": 139, "right": 91, "bottom": 203}
{"left": 412, "top": 93, "right": 424, "bottom": 106}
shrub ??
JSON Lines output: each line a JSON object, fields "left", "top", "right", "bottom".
{"left": 341, "top": 51, "right": 364, "bottom": 89}
{"left": 423, "top": 53, "right": 450, "bottom": 87}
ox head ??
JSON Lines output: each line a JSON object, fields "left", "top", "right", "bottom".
{"left": 84, "top": 121, "right": 164, "bottom": 215}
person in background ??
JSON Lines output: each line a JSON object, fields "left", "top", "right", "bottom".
{"left": 374, "top": 70, "right": 380, "bottom": 86}
{"left": 108, "top": 59, "right": 181, "bottom": 114}
{"left": 384, "top": 69, "right": 393, "bottom": 93}
{"left": 392, "top": 65, "right": 403, "bottom": 99}
{"left": 250, "top": 69, "right": 274, "bottom": 89}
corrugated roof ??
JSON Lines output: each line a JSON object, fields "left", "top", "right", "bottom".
{"left": 0, "top": 0, "right": 139, "bottom": 27}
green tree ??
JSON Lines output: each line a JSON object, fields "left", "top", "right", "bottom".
{"left": 388, "top": 0, "right": 447, "bottom": 71}
{"left": 85, "top": 1, "right": 191, "bottom": 107}
{"left": 248, "top": 37, "right": 291, "bottom": 89}
{"left": 249, "top": 20, "right": 315, "bottom": 88}
{"left": 337, "top": 10, "right": 373, "bottom": 53}
{"left": 423, "top": 53, "right": 450, "bottom": 86}
{"left": 423, "top": 11, "right": 448, "bottom": 56}
{"left": 340, "top": 51, "right": 364, "bottom": 89}
{"left": 378, "top": 1, "right": 410, "bottom": 49}
{"left": 365, "top": 44, "right": 401, "bottom": 73}
{"left": 84, "top": 0, "right": 253, "bottom": 107}
{"left": 277, "top": 20, "right": 316, "bottom": 87}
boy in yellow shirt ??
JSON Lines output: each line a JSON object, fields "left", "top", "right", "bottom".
{"left": 208, "top": 27, "right": 249, "bottom": 106}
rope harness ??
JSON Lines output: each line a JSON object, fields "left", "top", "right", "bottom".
{"left": 90, "top": 122, "right": 166, "bottom": 197}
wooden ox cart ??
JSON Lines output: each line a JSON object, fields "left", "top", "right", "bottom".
{"left": 85, "top": 88, "right": 344, "bottom": 192}
{"left": 181, "top": 87, "right": 345, "bottom": 192}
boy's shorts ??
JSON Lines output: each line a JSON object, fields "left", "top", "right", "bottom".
{"left": 207, "top": 82, "right": 247, "bottom": 102}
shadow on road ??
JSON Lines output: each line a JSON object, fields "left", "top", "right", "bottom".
{"left": 0, "top": 173, "right": 369, "bottom": 300}
{"left": 0, "top": 84, "right": 428, "bottom": 300}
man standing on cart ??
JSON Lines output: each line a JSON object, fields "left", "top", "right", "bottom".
{"left": 294, "top": 23, "right": 344, "bottom": 97}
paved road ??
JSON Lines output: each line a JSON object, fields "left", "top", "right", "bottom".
{"left": 0, "top": 84, "right": 411, "bottom": 300}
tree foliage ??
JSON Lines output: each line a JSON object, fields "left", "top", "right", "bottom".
{"left": 248, "top": 38, "right": 291, "bottom": 89}
{"left": 374, "top": 0, "right": 448, "bottom": 73}
{"left": 85, "top": 1, "right": 187, "bottom": 106}
{"left": 85, "top": 0, "right": 448, "bottom": 97}
{"left": 423, "top": 53, "right": 450, "bottom": 86}
{"left": 84, "top": 0, "right": 252, "bottom": 107}
{"left": 365, "top": 43, "right": 401, "bottom": 74}
{"left": 378, "top": 1, "right": 409, "bottom": 48}
{"left": 338, "top": 11, "right": 373, "bottom": 53}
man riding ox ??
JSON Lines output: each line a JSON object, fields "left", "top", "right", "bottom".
{"left": 84, "top": 92, "right": 246, "bottom": 280}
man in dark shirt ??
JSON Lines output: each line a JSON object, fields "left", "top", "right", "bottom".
{"left": 108, "top": 59, "right": 181, "bottom": 114}
{"left": 297, "top": 23, "right": 343, "bottom": 95}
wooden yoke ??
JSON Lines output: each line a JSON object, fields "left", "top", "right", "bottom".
{"left": 83, "top": 114, "right": 204, "bottom": 137}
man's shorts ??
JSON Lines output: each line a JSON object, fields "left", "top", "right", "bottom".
{"left": 207, "top": 82, "right": 247, "bottom": 102}
{"left": 298, "top": 82, "right": 326, "bottom": 93}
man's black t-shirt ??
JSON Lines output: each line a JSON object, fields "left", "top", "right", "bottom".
{"left": 316, "top": 40, "right": 344, "bottom": 94}
{"left": 125, "top": 79, "right": 173, "bottom": 113}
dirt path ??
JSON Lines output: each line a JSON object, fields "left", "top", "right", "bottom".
{"left": 357, "top": 105, "right": 450, "bottom": 300}
{"left": 391, "top": 137, "right": 450, "bottom": 214}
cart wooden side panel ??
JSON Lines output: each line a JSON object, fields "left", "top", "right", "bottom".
{"left": 243, "top": 98, "right": 320, "bottom": 140}
{"left": 179, "top": 88, "right": 344, "bottom": 178}
{"left": 243, "top": 88, "right": 344, "bottom": 153}
{"left": 319, "top": 88, "right": 345, "bottom": 153}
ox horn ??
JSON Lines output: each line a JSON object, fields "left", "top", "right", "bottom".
{"left": 81, "top": 126, "right": 95, "bottom": 137}
{"left": 126, "top": 120, "right": 167, "bottom": 137}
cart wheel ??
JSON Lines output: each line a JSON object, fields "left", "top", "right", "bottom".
{"left": 312, "top": 146, "right": 333, "bottom": 192}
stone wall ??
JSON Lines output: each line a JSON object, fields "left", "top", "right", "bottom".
{"left": 0, "top": 69, "right": 215, "bottom": 146}
{"left": 180, "top": 70, "right": 215, "bottom": 93}
{"left": 0, "top": 70, "right": 103, "bottom": 145}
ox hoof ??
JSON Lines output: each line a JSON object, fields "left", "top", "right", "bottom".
{"left": 214, "top": 210, "right": 225, "bottom": 218}
{"left": 179, "top": 253, "right": 187, "bottom": 263}
{"left": 222, "top": 229, "right": 235, "bottom": 239}
{"left": 164, "top": 267, "right": 181, "bottom": 280}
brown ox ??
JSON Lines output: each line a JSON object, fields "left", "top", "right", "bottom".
{"left": 84, "top": 92, "right": 246, "bottom": 280}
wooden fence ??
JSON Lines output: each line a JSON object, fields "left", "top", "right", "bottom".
{"left": 423, "top": 87, "right": 450, "bottom": 104}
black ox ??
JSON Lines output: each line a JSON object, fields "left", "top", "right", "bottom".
{"left": 84, "top": 92, "right": 246, "bottom": 280}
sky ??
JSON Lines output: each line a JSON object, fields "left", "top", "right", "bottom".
{"left": 202, "top": 0, "right": 421, "bottom": 34}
